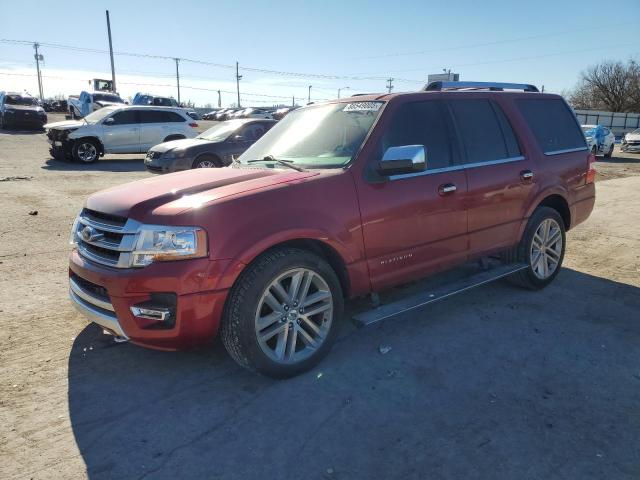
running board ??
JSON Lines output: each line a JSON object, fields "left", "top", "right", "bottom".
{"left": 353, "top": 262, "right": 528, "bottom": 327}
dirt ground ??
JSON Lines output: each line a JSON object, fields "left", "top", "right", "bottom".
{"left": 1, "top": 115, "right": 639, "bottom": 479}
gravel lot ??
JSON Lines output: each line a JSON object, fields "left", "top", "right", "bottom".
{"left": 1, "top": 114, "right": 639, "bottom": 479}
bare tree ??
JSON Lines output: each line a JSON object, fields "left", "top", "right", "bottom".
{"left": 568, "top": 59, "right": 640, "bottom": 112}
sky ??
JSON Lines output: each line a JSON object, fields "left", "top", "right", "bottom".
{"left": 0, "top": 0, "right": 638, "bottom": 107}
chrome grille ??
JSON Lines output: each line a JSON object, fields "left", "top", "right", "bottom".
{"left": 73, "top": 209, "right": 141, "bottom": 268}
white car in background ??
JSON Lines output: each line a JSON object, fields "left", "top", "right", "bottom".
{"left": 621, "top": 128, "right": 640, "bottom": 153}
{"left": 241, "top": 108, "right": 274, "bottom": 119}
{"left": 581, "top": 124, "right": 615, "bottom": 158}
{"left": 45, "top": 105, "right": 198, "bottom": 163}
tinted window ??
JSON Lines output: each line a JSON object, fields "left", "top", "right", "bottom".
{"left": 110, "top": 110, "right": 138, "bottom": 125}
{"left": 138, "top": 110, "right": 184, "bottom": 123}
{"left": 449, "top": 99, "right": 519, "bottom": 164}
{"left": 381, "top": 100, "right": 453, "bottom": 170}
{"left": 516, "top": 99, "right": 586, "bottom": 153}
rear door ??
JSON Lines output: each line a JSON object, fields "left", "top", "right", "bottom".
{"left": 448, "top": 98, "right": 535, "bottom": 256}
{"left": 138, "top": 110, "right": 171, "bottom": 150}
{"left": 101, "top": 109, "right": 140, "bottom": 153}
{"left": 357, "top": 99, "right": 469, "bottom": 291}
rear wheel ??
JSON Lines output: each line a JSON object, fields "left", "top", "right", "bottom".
{"left": 503, "top": 207, "right": 566, "bottom": 290}
{"left": 72, "top": 139, "right": 99, "bottom": 163}
{"left": 220, "top": 247, "right": 343, "bottom": 378}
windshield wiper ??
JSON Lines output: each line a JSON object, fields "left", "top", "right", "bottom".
{"left": 247, "top": 155, "right": 306, "bottom": 172}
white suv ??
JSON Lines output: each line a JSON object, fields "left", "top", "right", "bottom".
{"left": 45, "top": 105, "right": 198, "bottom": 163}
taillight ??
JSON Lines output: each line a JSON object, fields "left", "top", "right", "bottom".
{"left": 586, "top": 152, "right": 596, "bottom": 184}
{"left": 189, "top": 122, "right": 198, "bottom": 128}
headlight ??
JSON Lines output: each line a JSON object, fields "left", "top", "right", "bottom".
{"left": 131, "top": 226, "right": 208, "bottom": 267}
{"left": 69, "top": 217, "right": 80, "bottom": 246}
{"left": 162, "top": 150, "right": 184, "bottom": 160}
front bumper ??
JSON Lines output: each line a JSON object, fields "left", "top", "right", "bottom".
{"left": 68, "top": 250, "right": 234, "bottom": 350}
{"left": 621, "top": 143, "right": 640, "bottom": 152}
{"left": 144, "top": 153, "right": 194, "bottom": 174}
{"left": 4, "top": 113, "right": 47, "bottom": 128}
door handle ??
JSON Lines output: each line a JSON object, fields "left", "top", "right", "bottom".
{"left": 438, "top": 183, "right": 457, "bottom": 195}
{"left": 520, "top": 170, "right": 534, "bottom": 181}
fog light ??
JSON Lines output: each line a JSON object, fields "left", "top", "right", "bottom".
{"left": 130, "top": 305, "right": 171, "bottom": 321}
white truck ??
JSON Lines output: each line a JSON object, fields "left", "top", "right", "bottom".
{"left": 68, "top": 91, "right": 125, "bottom": 119}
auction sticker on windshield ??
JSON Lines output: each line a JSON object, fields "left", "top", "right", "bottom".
{"left": 343, "top": 102, "right": 383, "bottom": 112}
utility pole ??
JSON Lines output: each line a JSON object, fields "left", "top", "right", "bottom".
{"left": 292, "top": 95, "right": 295, "bottom": 107}
{"left": 105, "top": 10, "right": 116, "bottom": 93}
{"left": 308, "top": 85, "right": 312, "bottom": 103}
{"left": 33, "top": 43, "right": 44, "bottom": 101}
{"left": 235, "top": 62, "right": 242, "bottom": 108}
{"left": 386, "top": 78, "right": 394, "bottom": 94}
{"left": 174, "top": 58, "right": 181, "bottom": 105}
{"left": 217, "top": 90, "right": 221, "bottom": 108}
{"left": 338, "top": 86, "right": 350, "bottom": 99}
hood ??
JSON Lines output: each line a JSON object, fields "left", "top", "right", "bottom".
{"left": 44, "top": 119, "right": 85, "bottom": 130}
{"left": 625, "top": 133, "right": 640, "bottom": 141}
{"left": 85, "top": 166, "right": 320, "bottom": 220}
{"left": 149, "top": 138, "right": 214, "bottom": 153}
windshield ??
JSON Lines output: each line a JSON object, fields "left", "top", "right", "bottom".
{"left": 84, "top": 106, "right": 120, "bottom": 123}
{"left": 93, "top": 93, "right": 123, "bottom": 103}
{"left": 197, "top": 120, "right": 245, "bottom": 141}
{"left": 5, "top": 95, "right": 37, "bottom": 106}
{"left": 238, "top": 101, "right": 383, "bottom": 168}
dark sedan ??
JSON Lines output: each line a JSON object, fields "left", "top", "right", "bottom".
{"left": 145, "top": 119, "right": 276, "bottom": 174}
{"left": 0, "top": 92, "right": 48, "bottom": 130}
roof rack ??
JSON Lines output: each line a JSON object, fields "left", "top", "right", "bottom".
{"left": 424, "top": 81, "right": 539, "bottom": 93}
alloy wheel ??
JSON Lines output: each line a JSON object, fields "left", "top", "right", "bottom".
{"left": 77, "top": 143, "right": 97, "bottom": 162}
{"left": 530, "top": 218, "right": 563, "bottom": 279}
{"left": 196, "top": 160, "right": 215, "bottom": 168}
{"left": 254, "top": 268, "right": 333, "bottom": 364}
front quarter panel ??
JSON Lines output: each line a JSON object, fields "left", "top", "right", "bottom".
{"left": 190, "top": 169, "right": 368, "bottom": 296}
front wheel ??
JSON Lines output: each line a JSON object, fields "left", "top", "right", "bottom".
{"left": 504, "top": 207, "right": 566, "bottom": 290}
{"left": 220, "top": 248, "right": 343, "bottom": 378}
{"left": 192, "top": 155, "right": 221, "bottom": 169}
{"left": 604, "top": 144, "right": 614, "bottom": 158}
{"left": 72, "top": 139, "right": 99, "bottom": 163}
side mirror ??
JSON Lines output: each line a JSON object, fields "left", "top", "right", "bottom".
{"left": 378, "top": 145, "right": 426, "bottom": 176}
{"left": 103, "top": 117, "right": 115, "bottom": 125}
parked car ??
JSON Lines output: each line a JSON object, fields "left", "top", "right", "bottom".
{"left": 272, "top": 106, "right": 298, "bottom": 120}
{"left": 621, "top": 128, "right": 640, "bottom": 153}
{"left": 215, "top": 109, "right": 236, "bottom": 121}
{"left": 145, "top": 119, "right": 275, "bottom": 173}
{"left": 186, "top": 110, "right": 200, "bottom": 120}
{"left": 46, "top": 105, "right": 198, "bottom": 163}
{"left": 132, "top": 93, "right": 179, "bottom": 107}
{"left": 201, "top": 110, "right": 222, "bottom": 120}
{"left": 581, "top": 124, "right": 615, "bottom": 158}
{"left": 68, "top": 91, "right": 125, "bottom": 118}
{"left": 0, "top": 92, "right": 47, "bottom": 129}
{"left": 240, "top": 108, "right": 274, "bottom": 119}
{"left": 67, "top": 81, "right": 595, "bottom": 378}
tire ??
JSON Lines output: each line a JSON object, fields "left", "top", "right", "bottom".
{"left": 0, "top": 114, "right": 4, "bottom": 130}
{"left": 604, "top": 144, "right": 614, "bottom": 158}
{"left": 591, "top": 145, "right": 598, "bottom": 156}
{"left": 503, "top": 206, "right": 566, "bottom": 290}
{"left": 192, "top": 154, "right": 221, "bottom": 169}
{"left": 220, "top": 247, "right": 344, "bottom": 378}
{"left": 72, "top": 138, "right": 100, "bottom": 163}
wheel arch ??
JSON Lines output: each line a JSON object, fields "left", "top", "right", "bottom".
{"left": 536, "top": 194, "right": 571, "bottom": 230}
{"left": 222, "top": 237, "right": 353, "bottom": 299}
{"left": 163, "top": 134, "right": 186, "bottom": 142}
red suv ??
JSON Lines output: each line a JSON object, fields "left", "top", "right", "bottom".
{"left": 68, "top": 82, "right": 596, "bottom": 378}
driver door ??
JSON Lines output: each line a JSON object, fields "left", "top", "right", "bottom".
{"left": 357, "top": 100, "right": 469, "bottom": 291}
{"left": 102, "top": 110, "right": 141, "bottom": 153}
